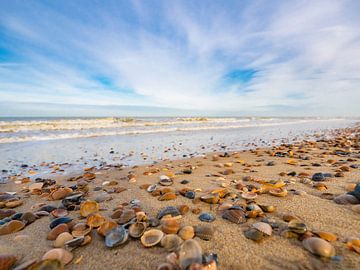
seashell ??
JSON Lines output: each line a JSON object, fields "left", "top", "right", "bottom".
{"left": 141, "top": 229, "right": 164, "bottom": 247}
{"left": 95, "top": 192, "right": 112, "bottom": 203}
{"left": 129, "top": 222, "right": 147, "bottom": 238}
{"left": 71, "top": 222, "right": 92, "bottom": 237}
{"left": 0, "top": 254, "right": 17, "bottom": 270}
{"left": 50, "top": 217, "right": 73, "bottom": 230}
{"left": 161, "top": 216, "right": 181, "bottom": 234}
{"left": 222, "top": 208, "right": 246, "bottom": 224}
{"left": 200, "top": 194, "right": 219, "bottom": 204}
{"left": 244, "top": 228, "right": 264, "bottom": 242}
{"left": 241, "top": 192, "right": 257, "bottom": 200}
{"left": 12, "top": 259, "right": 37, "bottom": 270}
{"left": 159, "top": 175, "right": 173, "bottom": 186}
{"left": 39, "top": 205, "right": 58, "bottom": 213}
{"left": 148, "top": 217, "right": 160, "bottom": 227}
{"left": 346, "top": 239, "right": 360, "bottom": 254}
{"left": 161, "top": 234, "right": 183, "bottom": 252}
{"left": 51, "top": 188, "right": 72, "bottom": 200}
{"left": 315, "top": 231, "right": 337, "bottom": 242}
{"left": 288, "top": 219, "right": 307, "bottom": 234}
{"left": 158, "top": 192, "right": 177, "bottom": 201}
{"left": 54, "top": 232, "right": 73, "bottom": 248}
{"left": 47, "top": 224, "right": 69, "bottom": 240}
{"left": 302, "top": 237, "right": 336, "bottom": 258}
{"left": 179, "top": 239, "right": 203, "bottom": 270}
{"left": 5, "top": 200, "right": 23, "bottom": 208}
{"left": 87, "top": 213, "right": 106, "bottom": 228}
{"left": 194, "top": 225, "right": 214, "bottom": 241}
{"left": 184, "top": 191, "right": 196, "bottom": 199}
{"left": 51, "top": 209, "right": 68, "bottom": 218}
{"left": 0, "top": 220, "right": 25, "bottom": 235}
{"left": 117, "top": 209, "right": 135, "bottom": 224}
{"left": 80, "top": 201, "right": 99, "bottom": 217}
{"left": 259, "top": 205, "right": 276, "bottom": 213}
{"left": 111, "top": 209, "right": 123, "bottom": 219}
{"left": 157, "top": 263, "right": 175, "bottom": 270}
{"left": 348, "top": 183, "right": 360, "bottom": 201}
{"left": 29, "top": 259, "right": 63, "bottom": 270}
{"left": 20, "top": 212, "right": 38, "bottom": 225}
{"left": 177, "top": 205, "right": 190, "bottom": 215}
{"left": 135, "top": 212, "right": 147, "bottom": 222}
{"left": 178, "top": 226, "right": 194, "bottom": 240}
{"left": 198, "top": 213, "right": 215, "bottom": 223}
{"left": 29, "top": 182, "right": 44, "bottom": 192}
{"left": 147, "top": 184, "right": 157, "bottom": 193}
{"left": 334, "top": 194, "right": 359, "bottom": 205}
{"left": 0, "top": 209, "right": 16, "bottom": 219}
{"left": 269, "top": 187, "right": 288, "bottom": 197}
{"left": 345, "top": 183, "right": 356, "bottom": 192}
{"left": 42, "top": 248, "right": 73, "bottom": 265}
{"left": 61, "top": 193, "right": 84, "bottom": 210}
{"left": 157, "top": 206, "right": 181, "bottom": 220}
{"left": 252, "top": 222, "right": 272, "bottom": 236}
{"left": 97, "top": 220, "right": 118, "bottom": 237}
{"left": 105, "top": 226, "right": 129, "bottom": 248}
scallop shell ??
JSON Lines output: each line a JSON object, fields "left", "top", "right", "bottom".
{"left": 129, "top": 222, "right": 147, "bottom": 238}
{"left": 160, "top": 234, "right": 183, "bottom": 252}
{"left": 42, "top": 248, "right": 73, "bottom": 265}
{"left": 105, "top": 226, "right": 129, "bottom": 248}
{"left": 302, "top": 237, "right": 336, "bottom": 258}
{"left": 141, "top": 229, "right": 164, "bottom": 247}
{"left": 179, "top": 239, "right": 203, "bottom": 270}
{"left": 0, "top": 254, "right": 17, "bottom": 270}
{"left": 158, "top": 192, "right": 177, "bottom": 201}
{"left": 252, "top": 222, "right": 272, "bottom": 236}
{"left": 80, "top": 201, "right": 99, "bottom": 217}
{"left": 269, "top": 187, "right": 288, "bottom": 197}
{"left": 97, "top": 220, "right": 118, "bottom": 237}
{"left": 178, "top": 226, "right": 195, "bottom": 240}
{"left": 117, "top": 209, "right": 135, "bottom": 224}
{"left": 222, "top": 208, "right": 246, "bottom": 224}
{"left": 0, "top": 220, "right": 25, "bottom": 235}
{"left": 161, "top": 216, "right": 181, "bottom": 234}
{"left": 87, "top": 213, "right": 106, "bottom": 228}
{"left": 157, "top": 206, "right": 181, "bottom": 220}
{"left": 194, "top": 225, "right": 214, "bottom": 241}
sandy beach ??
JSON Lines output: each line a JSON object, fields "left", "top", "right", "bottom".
{"left": 1, "top": 125, "right": 360, "bottom": 270}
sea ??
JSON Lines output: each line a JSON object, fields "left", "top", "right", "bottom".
{"left": 0, "top": 117, "right": 358, "bottom": 179}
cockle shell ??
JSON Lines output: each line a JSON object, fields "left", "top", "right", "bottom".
{"left": 42, "top": 248, "right": 73, "bottom": 265}
{"left": 252, "top": 222, "right": 272, "bottom": 236}
{"left": 161, "top": 216, "right": 181, "bottom": 234}
{"left": 80, "top": 201, "right": 99, "bottom": 217}
{"left": 194, "top": 225, "right": 214, "bottom": 241}
{"left": 178, "top": 226, "right": 195, "bottom": 240}
{"left": 302, "top": 237, "right": 336, "bottom": 258}
{"left": 129, "top": 222, "right": 147, "bottom": 238}
{"left": 97, "top": 220, "right": 118, "bottom": 237}
{"left": 161, "top": 234, "right": 183, "bottom": 252}
{"left": 141, "top": 229, "right": 164, "bottom": 247}
{"left": 222, "top": 208, "right": 246, "bottom": 224}
{"left": 179, "top": 239, "right": 203, "bottom": 270}
{"left": 87, "top": 213, "right": 106, "bottom": 228}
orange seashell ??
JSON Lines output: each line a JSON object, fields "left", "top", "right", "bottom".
{"left": 86, "top": 214, "right": 105, "bottom": 228}
{"left": 0, "top": 254, "right": 17, "bottom": 270}
{"left": 269, "top": 187, "right": 288, "bottom": 197}
{"left": 161, "top": 216, "right": 181, "bottom": 234}
{"left": 80, "top": 201, "right": 99, "bottom": 217}
{"left": 71, "top": 222, "right": 92, "bottom": 237}
{"left": 316, "top": 231, "right": 337, "bottom": 242}
{"left": 51, "top": 187, "right": 73, "bottom": 200}
{"left": 5, "top": 200, "right": 23, "bottom": 208}
{"left": 42, "top": 248, "right": 73, "bottom": 265}
{"left": 158, "top": 192, "right": 177, "bottom": 201}
{"left": 0, "top": 220, "right": 25, "bottom": 235}
{"left": 141, "top": 229, "right": 164, "bottom": 247}
{"left": 177, "top": 205, "right": 189, "bottom": 215}
{"left": 345, "top": 183, "right": 356, "bottom": 192}
{"left": 97, "top": 220, "right": 118, "bottom": 237}
{"left": 200, "top": 194, "right": 219, "bottom": 204}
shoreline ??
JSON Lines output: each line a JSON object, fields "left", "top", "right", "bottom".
{"left": 0, "top": 125, "right": 359, "bottom": 269}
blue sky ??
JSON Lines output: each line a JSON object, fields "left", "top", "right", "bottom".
{"left": 0, "top": 0, "right": 360, "bottom": 116}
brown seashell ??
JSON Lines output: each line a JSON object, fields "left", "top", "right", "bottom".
{"left": 221, "top": 169, "right": 234, "bottom": 175}
{"left": 345, "top": 183, "right": 356, "bottom": 192}
{"left": 117, "top": 209, "right": 135, "bottom": 224}
{"left": 0, "top": 220, "right": 25, "bottom": 235}
{"left": 161, "top": 234, "right": 183, "bottom": 252}
{"left": 194, "top": 224, "right": 214, "bottom": 241}
{"left": 51, "top": 188, "right": 72, "bottom": 200}
{"left": 302, "top": 237, "right": 336, "bottom": 258}
{"left": 111, "top": 209, "right": 123, "bottom": 219}
{"left": 158, "top": 192, "right": 177, "bottom": 201}
{"left": 129, "top": 222, "right": 147, "bottom": 238}
{"left": 141, "top": 229, "right": 164, "bottom": 247}
{"left": 269, "top": 187, "right": 288, "bottom": 197}
{"left": 177, "top": 205, "right": 190, "bottom": 215}
{"left": 191, "top": 208, "right": 201, "bottom": 215}
{"left": 0, "top": 254, "right": 17, "bottom": 270}
{"left": 97, "top": 220, "right": 118, "bottom": 237}
{"left": 80, "top": 201, "right": 99, "bottom": 217}
{"left": 259, "top": 205, "right": 276, "bottom": 213}
{"left": 315, "top": 231, "right": 337, "bottom": 242}
{"left": 5, "top": 200, "right": 23, "bottom": 208}
{"left": 42, "top": 248, "right": 73, "bottom": 265}
{"left": 313, "top": 183, "right": 327, "bottom": 191}
{"left": 179, "top": 239, "right": 202, "bottom": 270}
{"left": 87, "top": 213, "right": 106, "bottom": 228}
{"left": 20, "top": 212, "right": 38, "bottom": 225}
{"left": 288, "top": 219, "right": 307, "bottom": 234}
{"left": 161, "top": 216, "right": 181, "bottom": 234}
{"left": 334, "top": 194, "right": 359, "bottom": 205}
{"left": 200, "top": 194, "right": 219, "bottom": 204}
{"left": 241, "top": 192, "right": 257, "bottom": 200}
{"left": 252, "top": 222, "right": 272, "bottom": 236}
{"left": 178, "top": 226, "right": 194, "bottom": 240}
{"left": 71, "top": 222, "right": 92, "bottom": 237}
{"left": 51, "top": 209, "right": 68, "bottom": 218}
{"left": 54, "top": 232, "right": 73, "bottom": 248}
{"left": 47, "top": 224, "right": 69, "bottom": 240}
{"left": 222, "top": 208, "right": 246, "bottom": 224}
{"left": 160, "top": 187, "right": 175, "bottom": 194}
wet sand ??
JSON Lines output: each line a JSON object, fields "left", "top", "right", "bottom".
{"left": 1, "top": 126, "right": 360, "bottom": 270}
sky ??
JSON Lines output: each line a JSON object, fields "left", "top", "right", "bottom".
{"left": 0, "top": 0, "right": 360, "bottom": 117}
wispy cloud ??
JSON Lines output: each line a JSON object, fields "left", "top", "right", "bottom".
{"left": 0, "top": 0, "right": 359, "bottom": 116}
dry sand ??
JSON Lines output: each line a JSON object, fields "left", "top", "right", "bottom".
{"left": 1, "top": 127, "right": 360, "bottom": 270}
